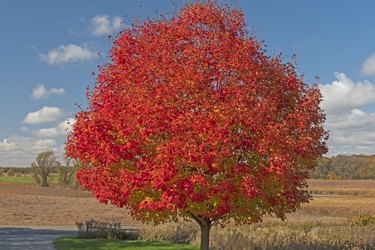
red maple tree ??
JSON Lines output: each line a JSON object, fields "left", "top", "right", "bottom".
{"left": 66, "top": 2, "right": 327, "bottom": 249}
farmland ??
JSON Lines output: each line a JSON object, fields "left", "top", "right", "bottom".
{"left": 1, "top": 178, "right": 375, "bottom": 249}
{"left": 0, "top": 179, "right": 138, "bottom": 226}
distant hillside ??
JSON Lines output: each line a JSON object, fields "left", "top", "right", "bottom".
{"left": 310, "top": 155, "right": 375, "bottom": 179}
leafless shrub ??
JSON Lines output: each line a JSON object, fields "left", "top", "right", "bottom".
{"left": 76, "top": 219, "right": 138, "bottom": 240}
{"left": 57, "top": 156, "right": 81, "bottom": 188}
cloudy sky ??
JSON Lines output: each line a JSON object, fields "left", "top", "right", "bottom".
{"left": 1, "top": 0, "right": 375, "bottom": 167}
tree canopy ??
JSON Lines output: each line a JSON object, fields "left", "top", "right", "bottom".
{"left": 66, "top": 2, "right": 327, "bottom": 249}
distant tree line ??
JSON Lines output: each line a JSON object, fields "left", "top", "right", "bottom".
{"left": 0, "top": 151, "right": 81, "bottom": 188}
{"left": 2, "top": 154, "right": 375, "bottom": 181}
{"left": 310, "top": 155, "right": 375, "bottom": 179}
{"left": 0, "top": 167, "right": 32, "bottom": 176}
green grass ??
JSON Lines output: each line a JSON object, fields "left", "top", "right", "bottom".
{"left": 0, "top": 174, "right": 59, "bottom": 184}
{"left": 0, "top": 176, "right": 34, "bottom": 184}
{"left": 53, "top": 237, "right": 199, "bottom": 250}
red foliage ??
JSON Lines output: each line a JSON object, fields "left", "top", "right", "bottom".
{"left": 66, "top": 2, "right": 327, "bottom": 225}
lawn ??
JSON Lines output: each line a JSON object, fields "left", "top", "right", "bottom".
{"left": 53, "top": 237, "right": 199, "bottom": 250}
{"left": 0, "top": 176, "right": 34, "bottom": 184}
{"left": 0, "top": 174, "right": 59, "bottom": 184}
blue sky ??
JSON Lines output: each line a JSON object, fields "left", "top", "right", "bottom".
{"left": 1, "top": 0, "right": 375, "bottom": 167}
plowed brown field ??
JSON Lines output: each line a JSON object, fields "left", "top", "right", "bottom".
{"left": 2, "top": 179, "right": 375, "bottom": 227}
{"left": 0, "top": 181, "right": 139, "bottom": 227}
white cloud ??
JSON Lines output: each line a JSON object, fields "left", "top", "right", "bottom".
{"left": 0, "top": 139, "right": 16, "bottom": 151}
{"left": 58, "top": 118, "right": 76, "bottom": 134}
{"left": 39, "top": 44, "right": 96, "bottom": 65}
{"left": 319, "top": 73, "right": 375, "bottom": 155}
{"left": 319, "top": 72, "right": 375, "bottom": 115}
{"left": 89, "top": 15, "right": 123, "bottom": 36}
{"left": 0, "top": 116, "right": 74, "bottom": 167}
{"left": 0, "top": 136, "right": 60, "bottom": 167}
{"left": 362, "top": 53, "right": 375, "bottom": 76}
{"left": 326, "top": 109, "right": 375, "bottom": 131}
{"left": 33, "top": 128, "right": 59, "bottom": 138}
{"left": 32, "top": 84, "right": 65, "bottom": 100}
{"left": 33, "top": 118, "right": 76, "bottom": 138}
{"left": 23, "top": 106, "right": 64, "bottom": 124}
{"left": 20, "top": 127, "right": 29, "bottom": 132}
{"left": 325, "top": 109, "right": 375, "bottom": 155}
{"left": 35, "top": 138, "right": 57, "bottom": 147}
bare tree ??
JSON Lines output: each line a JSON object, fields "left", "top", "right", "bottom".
{"left": 57, "top": 156, "right": 80, "bottom": 188}
{"left": 31, "top": 151, "right": 59, "bottom": 187}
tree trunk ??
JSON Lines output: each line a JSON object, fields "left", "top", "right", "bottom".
{"left": 199, "top": 218, "right": 211, "bottom": 250}
{"left": 190, "top": 213, "right": 212, "bottom": 250}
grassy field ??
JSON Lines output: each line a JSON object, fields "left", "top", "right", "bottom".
{"left": 0, "top": 174, "right": 58, "bottom": 184}
{"left": 53, "top": 237, "right": 198, "bottom": 250}
{"left": 0, "top": 176, "right": 33, "bottom": 184}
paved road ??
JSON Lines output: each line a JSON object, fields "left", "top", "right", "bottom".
{"left": 0, "top": 226, "right": 77, "bottom": 250}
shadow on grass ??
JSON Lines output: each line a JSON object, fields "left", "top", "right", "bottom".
{"left": 54, "top": 236, "right": 199, "bottom": 250}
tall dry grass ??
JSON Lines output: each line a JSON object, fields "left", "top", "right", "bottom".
{"left": 140, "top": 221, "right": 375, "bottom": 250}
{"left": 307, "top": 179, "right": 375, "bottom": 196}
{"left": 140, "top": 180, "right": 375, "bottom": 249}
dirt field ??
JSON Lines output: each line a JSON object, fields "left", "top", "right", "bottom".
{"left": 0, "top": 181, "right": 139, "bottom": 226}
{"left": 1, "top": 179, "right": 375, "bottom": 227}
